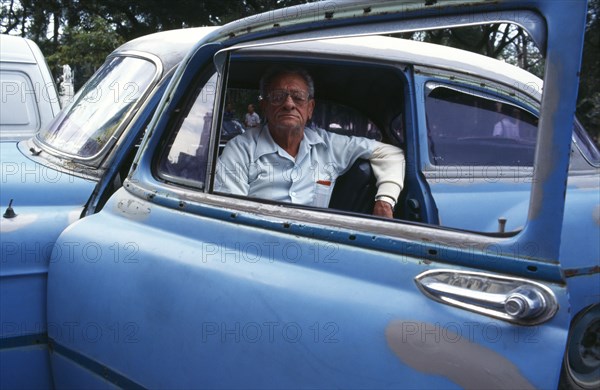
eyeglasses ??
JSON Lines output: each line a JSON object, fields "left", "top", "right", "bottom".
{"left": 263, "top": 89, "right": 311, "bottom": 106}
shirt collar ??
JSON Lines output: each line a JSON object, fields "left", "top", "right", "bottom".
{"left": 252, "top": 125, "right": 327, "bottom": 162}
{"left": 303, "top": 127, "right": 327, "bottom": 148}
{"left": 253, "top": 125, "right": 278, "bottom": 161}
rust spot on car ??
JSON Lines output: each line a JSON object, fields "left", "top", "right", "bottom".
{"left": 564, "top": 268, "right": 579, "bottom": 277}
{"left": 116, "top": 199, "right": 151, "bottom": 220}
{"left": 385, "top": 320, "right": 535, "bottom": 389}
{"left": 564, "top": 265, "right": 600, "bottom": 278}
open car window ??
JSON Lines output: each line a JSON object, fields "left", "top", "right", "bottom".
{"left": 156, "top": 64, "right": 391, "bottom": 197}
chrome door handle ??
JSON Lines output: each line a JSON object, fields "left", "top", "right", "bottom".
{"left": 416, "top": 270, "right": 558, "bottom": 325}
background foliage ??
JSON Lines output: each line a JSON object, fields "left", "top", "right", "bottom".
{"left": 1, "top": 0, "right": 598, "bottom": 142}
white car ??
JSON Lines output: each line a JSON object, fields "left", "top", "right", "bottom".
{"left": 0, "top": 34, "right": 61, "bottom": 141}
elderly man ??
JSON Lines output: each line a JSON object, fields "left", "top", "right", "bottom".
{"left": 215, "top": 66, "right": 405, "bottom": 218}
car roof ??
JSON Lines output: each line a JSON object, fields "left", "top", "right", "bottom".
{"left": 236, "top": 35, "right": 544, "bottom": 101}
{"left": 113, "top": 27, "right": 220, "bottom": 72}
{"left": 0, "top": 34, "right": 43, "bottom": 64}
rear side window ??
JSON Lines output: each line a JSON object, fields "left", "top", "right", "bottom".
{"left": 425, "top": 86, "right": 538, "bottom": 166}
{"left": 0, "top": 70, "right": 40, "bottom": 132}
{"left": 157, "top": 72, "right": 218, "bottom": 188}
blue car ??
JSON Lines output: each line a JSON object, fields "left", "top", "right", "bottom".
{"left": 1, "top": 1, "right": 598, "bottom": 389}
{"left": 0, "top": 26, "right": 217, "bottom": 388}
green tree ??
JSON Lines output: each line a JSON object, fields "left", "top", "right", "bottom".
{"left": 1, "top": 0, "right": 318, "bottom": 86}
{"left": 2, "top": 0, "right": 597, "bottom": 144}
{"left": 46, "top": 16, "right": 123, "bottom": 90}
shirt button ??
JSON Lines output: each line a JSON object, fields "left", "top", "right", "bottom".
{"left": 291, "top": 192, "right": 297, "bottom": 197}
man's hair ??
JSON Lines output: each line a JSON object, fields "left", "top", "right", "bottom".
{"left": 259, "top": 65, "right": 315, "bottom": 98}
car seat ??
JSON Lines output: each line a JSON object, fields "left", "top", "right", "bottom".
{"left": 329, "top": 159, "right": 377, "bottom": 213}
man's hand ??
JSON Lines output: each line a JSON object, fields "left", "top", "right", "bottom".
{"left": 373, "top": 200, "right": 394, "bottom": 218}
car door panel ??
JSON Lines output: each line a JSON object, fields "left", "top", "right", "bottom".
{"left": 47, "top": 188, "right": 570, "bottom": 389}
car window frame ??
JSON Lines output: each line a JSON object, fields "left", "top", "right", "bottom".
{"left": 125, "top": 4, "right": 582, "bottom": 270}
{"left": 141, "top": 44, "right": 529, "bottom": 239}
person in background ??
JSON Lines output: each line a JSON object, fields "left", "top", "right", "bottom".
{"left": 493, "top": 105, "right": 521, "bottom": 139}
{"left": 244, "top": 103, "right": 261, "bottom": 129}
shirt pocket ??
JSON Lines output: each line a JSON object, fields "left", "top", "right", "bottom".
{"left": 313, "top": 180, "right": 333, "bottom": 208}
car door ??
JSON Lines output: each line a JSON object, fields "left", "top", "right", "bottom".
{"left": 45, "top": 1, "right": 588, "bottom": 388}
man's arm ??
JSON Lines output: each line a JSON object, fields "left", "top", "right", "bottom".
{"left": 369, "top": 142, "right": 405, "bottom": 218}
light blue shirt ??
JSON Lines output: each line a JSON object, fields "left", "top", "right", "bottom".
{"left": 215, "top": 125, "right": 378, "bottom": 206}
